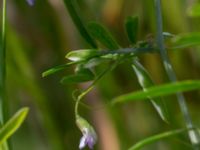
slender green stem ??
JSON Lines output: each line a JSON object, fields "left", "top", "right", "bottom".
{"left": 100, "top": 47, "right": 154, "bottom": 55}
{"left": 2, "top": 0, "right": 6, "bottom": 50}
{"left": 154, "top": 0, "right": 200, "bottom": 149}
{"left": 75, "top": 59, "right": 121, "bottom": 118}
{"left": 0, "top": 0, "right": 8, "bottom": 124}
{"left": 0, "top": 1, "right": 10, "bottom": 150}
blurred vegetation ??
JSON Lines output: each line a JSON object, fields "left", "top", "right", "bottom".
{"left": 1, "top": 0, "right": 200, "bottom": 150}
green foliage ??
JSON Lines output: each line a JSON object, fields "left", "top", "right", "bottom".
{"left": 0, "top": 0, "right": 7, "bottom": 126}
{"left": 43, "top": 1, "right": 200, "bottom": 148}
{"left": 61, "top": 74, "right": 93, "bottom": 84}
{"left": 66, "top": 49, "right": 100, "bottom": 61}
{"left": 171, "top": 32, "right": 200, "bottom": 49}
{"left": 0, "top": 107, "right": 29, "bottom": 145}
{"left": 7, "top": 26, "right": 65, "bottom": 150}
{"left": 62, "top": 0, "right": 97, "bottom": 48}
{"left": 113, "top": 80, "right": 200, "bottom": 104}
{"left": 42, "top": 62, "right": 77, "bottom": 77}
{"left": 187, "top": 3, "right": 200, "bottom": 17}
{"left": 132, "top": 59, "right": 169, "bottom": 123}
{"left": 125, "top": 16, "right": 139, "bottom": 44}
{"left": 88, "top": 22, "right": 120, "bottom": 50}
{"left": 154, "top": 0, "right": 200, "bottom": 147}
{"left": 128, "top": 128, "right": 188, "bottom": 150}
{"left": 61, "top": 68, "right": 95, "bottom": 84}
{"left": 4, "top": 0, "right": 200, "bottom": 150}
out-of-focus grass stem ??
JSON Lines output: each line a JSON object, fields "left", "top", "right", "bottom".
{"left": 1, "top": 0, "right": 10, "bottom": 150}
{"left": 1, "top": 0, "right": 9, "bottom": 125}
{"left": 154, "top": 0, "right": 200, "bottom": 149}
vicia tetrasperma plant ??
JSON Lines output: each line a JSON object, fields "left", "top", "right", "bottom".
{"left": 42, "top": 0, "right": 200, "bottom": 150}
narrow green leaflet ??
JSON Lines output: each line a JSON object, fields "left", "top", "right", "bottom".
{"left": 66, "top": 49, "right": 100, "bottom": 61}
{"left": 171, "top": 32, "right": 200, "bottom": 49}
{"left": 0, "top": 107, "right": 29, "bottom": 145}
{"left": 60, "top": 69, "right": 95, "bottom": 84}
{"left": 62, "top": 0, "right": 97, "bottom": 48}
{"left": 163, "top": 32, "right": 175, "bottom": 38}
{"left": 75, "top": 67, "right": 94, "bottom": 75}
{"left": 132, "top": 60, "right": 169, "bottom": 123}
{"left": 113, "top": 80, "right": 200, "bottom": 104}
{"left": 128, "top": 128, "right": 187, "bottom": 150}
{"left": 82, "top": 58, "right": 109, "bottom": 68}
{"left": 61, "top": 74, "right": 93, "bottom": 84}
{"left": 42, "top": 62, "right": 78, "bottom": 77}
{"left": 125, "top": 16, "right": 139, "bottom": 44}
{"left": 87, "top": 22, "right": 120, "bottom": 50}
{"left": 187, "top": 3, "right": 200, "bottom": 17}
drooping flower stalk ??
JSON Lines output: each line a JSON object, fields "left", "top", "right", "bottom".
{"left": 74, "top": 82, "right": 98, "bottom": 149}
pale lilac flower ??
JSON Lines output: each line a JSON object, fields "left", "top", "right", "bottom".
{"left": 26, "top": 0, "right": 35, "bottom": 6}
{"left": 76, "top": 116, "right": 97, "bottom": 150}
{"left": 79, "top": 127, "right": 97, "bottom": 149}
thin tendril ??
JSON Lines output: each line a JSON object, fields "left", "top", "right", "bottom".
{"left": 74, "top": 58, "right": 122, "bottom": 118}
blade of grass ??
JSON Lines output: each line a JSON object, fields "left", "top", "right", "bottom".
{"left": 0, "top": 107, "right": 29, "bottom": 145}
{"left": 0, "top": 0, "right": 8, "bottom": 124}
{"left": 128, "top": 128, "right": 189, "bottom": 150}
{"left": 0, "top": 0, "right": 10, "bottom": 149}
{"left": 113, "top": 80, "right": 200, "bottom": 104}
{"left": 8, "top": 26, "right": 65, "bottom": 150}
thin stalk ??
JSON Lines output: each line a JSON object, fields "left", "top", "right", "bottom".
{"left": 1, "top": 0, "right": 9, "bottom": 125}
{"left": 0, "top": 0, "right": 10, "bottom": 150}
{"left": 100, "top": 47, "right": 154, "bottom": 55}
{"left": 75, "top": 59, "right": 121, "bottom": 118}
{"left": 154, "top": 0, "right": 200, "bottom": 149}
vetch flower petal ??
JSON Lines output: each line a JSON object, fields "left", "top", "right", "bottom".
{"left": 76, "top": 116, "right": 97, "bottom": 150}
{"left": 26, "top": 0, "right": 35, "bottom": 6}
{"left": 86, "top": 134, "right": 96, "bottom": 149}
{"left": 79, "top": 135, "right": 87, "bottom": 149}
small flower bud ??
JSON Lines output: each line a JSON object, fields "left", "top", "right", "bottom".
{"left": 76, "top": 115, "right": 97, "bottom": 149}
